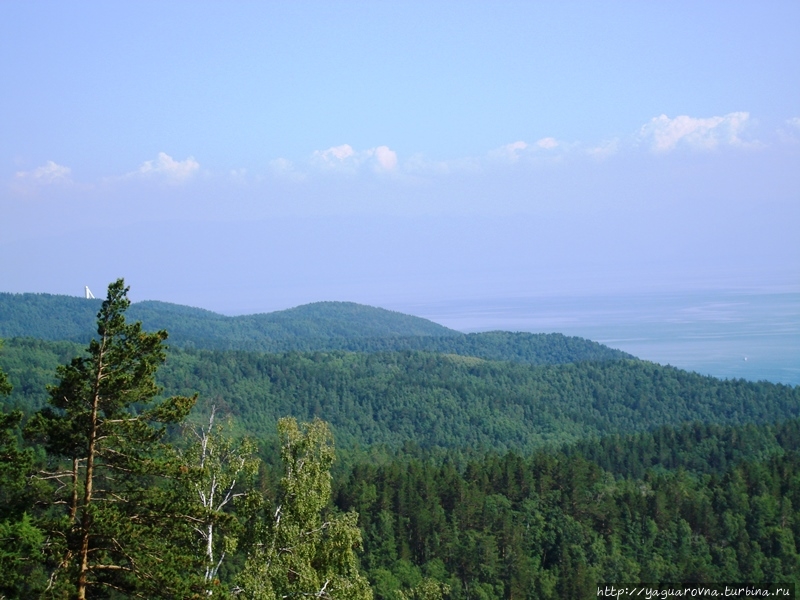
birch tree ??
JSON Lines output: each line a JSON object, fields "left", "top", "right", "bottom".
{"left": 182, "top": 405, "right": 260, "bottom": 596}
{"left": 236, "top": 418, "right": 372, "bottom": 600}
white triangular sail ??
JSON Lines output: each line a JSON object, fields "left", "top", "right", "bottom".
{"left": 85, "top": 286, "right": 95, "bottom": 299}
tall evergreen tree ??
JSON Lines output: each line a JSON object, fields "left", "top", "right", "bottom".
{"left": 25, "top": 279, "right": 198, "bottom": 599}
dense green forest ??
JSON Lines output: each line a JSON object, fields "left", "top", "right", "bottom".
{"left": 0, "top": 293, "right": 457, "bottom": 345}
{"left": 336, "top": 422, "right": 800, "bottom": 599}
{"left": 0, "top": 292, "right": 631, "bottom": 361}
{"left": 1, "top": 281, "right": 799, "bottom": 598}
{"left": 2, "top": 339, "right": 798, "bottom": 456}
{"left": 0, "top": 282, "right": 372, "bottom": 599}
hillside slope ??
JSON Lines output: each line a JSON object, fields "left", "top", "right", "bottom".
{"left": 2, "top": 341, "right": 797, "bottom": 453}
{"left": 0, "top": 293, "right": 456, "bottom": 342}
{"left": 0, "top": 292, "right": 631, "bottom": 362}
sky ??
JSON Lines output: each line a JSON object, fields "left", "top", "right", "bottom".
{"left": 2, "top": 2, "right": 799, "bottom": 315}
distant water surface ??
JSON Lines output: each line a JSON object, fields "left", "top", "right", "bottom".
{"left": 400, "top": 291, "right": 800, "bottom": 386}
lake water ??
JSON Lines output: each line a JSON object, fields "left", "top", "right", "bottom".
{"left": 399, "top": 291, "right": 800, "bottom": 386}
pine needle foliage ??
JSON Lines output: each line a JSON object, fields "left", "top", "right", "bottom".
{"left": 25, "top": 279, "right": 198, "bottom": 599}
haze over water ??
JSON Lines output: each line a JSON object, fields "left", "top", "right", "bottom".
{"left": 401, "top": 291, "right": 800, "bottom": 386}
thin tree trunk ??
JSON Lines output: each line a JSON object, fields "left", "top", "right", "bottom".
{"left": 206, "top": 522, "right": 214, "bottom": 581}
{"left": 70, "top": 457, "right": 79, "bottom": 522}
{"left": 76, "top": 340, "right": 105, "bottom": 600}
{"left": 76, "top": 392, "right": 99, "bottom": 600}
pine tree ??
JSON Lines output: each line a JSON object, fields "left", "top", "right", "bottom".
{"left": 25, "top": 279, "right": 198, "bottom": 599}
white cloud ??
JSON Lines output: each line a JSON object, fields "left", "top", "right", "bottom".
{"left": 312, "top": 144, "right": 356, "bottom": 166}
{"left": 489, "top": 141, "right": 528, "bottom": 163}
{"left": 586, "top": 138, "right": 620, "bottom": 159}
{"left": 310, "top": 144, "right": 398, "bottom": 174}
{"left": 536, "top": 137, "right": 559, "bottom": 150}
{"left": 229, "top": 168, "right": 249, "bottom": 184}
{"left": 310, "top": 144, "right": 361, "bottom": 173}
{"left": 488, "top": 138, "right": 564, "bottom": 164}
{"left": 776, "top": 117, "right": 800, "bottom": 144}
{"left": 15, "top": 160, "right": 72, "bottom": 184}
{"left": 268, "top": 158, "right": 306, "bottom": 181}
{"left": 269, "top": 158, "right": 293, "bottom": 172}
{"left": 137, "top": 152, "right": 199, "bottom": 182}
{"left": 371, "top": 145, "right": 398, "bottom": 172}
{"left": 639, "top": 112, "right": 754, "bottom": 152}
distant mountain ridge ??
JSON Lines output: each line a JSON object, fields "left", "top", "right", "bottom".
{"left": 0, "top": 292, "right": 633, "bottom": 363}
{"left": 0, "top": 293, "right": 457, "bottom": 341}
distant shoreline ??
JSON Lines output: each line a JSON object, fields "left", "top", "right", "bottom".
{"left": 396, "top": 290, "right": 800, "bottom": 386}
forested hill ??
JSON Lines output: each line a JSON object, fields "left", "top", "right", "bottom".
{"left": 3, "top": 289, "right": 799, "bottom": 598}
{"left": 3, "top": 340, "right": 798, "bottom": 454}
{"left": 0, "top": 292, "right": 456, "bottom": 342}
{"left": 0, "top": 292, "right": 632, "bottom": 362}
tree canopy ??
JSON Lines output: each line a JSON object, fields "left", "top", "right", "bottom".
{"left": 1, "top": 280, "right": 799, "bottom": 598}
{"left": 25, "top": 279, "right": 198, "bottom": 598}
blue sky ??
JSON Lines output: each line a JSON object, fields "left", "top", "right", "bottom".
{"left": 2, "top": 2, "right": 798, "bottom": 314}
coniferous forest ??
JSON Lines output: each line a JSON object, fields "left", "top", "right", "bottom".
{"left": 1, "top": 281, "right": 798, "bottom": 599}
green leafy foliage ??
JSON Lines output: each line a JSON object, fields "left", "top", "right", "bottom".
{"left": 395, "top": 578, "right": 451, "bottom": 600}
{"left": 0, "top": 342, "right": 11, "bottom": 397}
{"left": 237, "top": 418, "right": 372, "bottom": 600}
{"left": 0, "top": 294, "right": 101, "bottom": 341}
{"left": 0, "top": 410, "right": 38, "bottom": 521}
{"left": 563, "top": 418, "right": 800, "bottom": 479}
{"left": 0, "top": 338, "right": 88, "bottom": 412}
{"left": 0, "top": 512, "right": 47, "bottom": 598}
{"left": 0, "top": 294, "right": 457, "bottom": 344}
{"left": 179, "top": 406, "right": 261, "bottom": 595}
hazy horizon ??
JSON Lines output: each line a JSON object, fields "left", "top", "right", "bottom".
{"left": 2, "top": 3, "right": 798, "bottom": 323}
{"left": 4, "top": 285, "right": 798, "bottom": 387}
